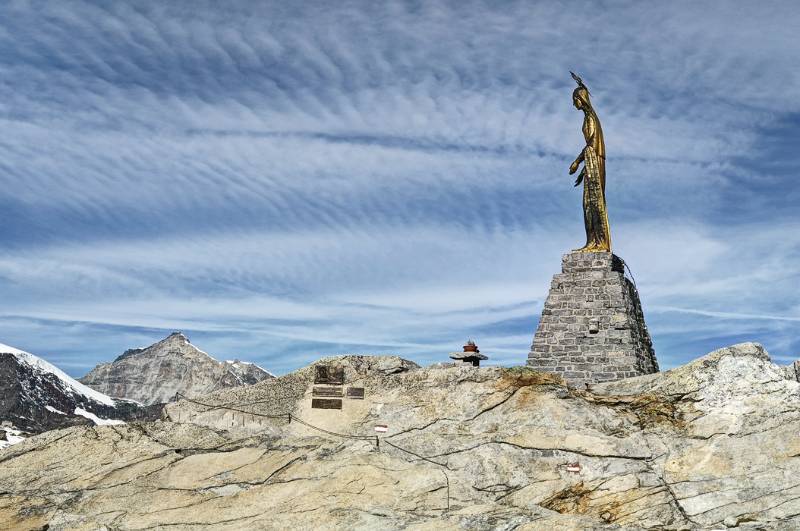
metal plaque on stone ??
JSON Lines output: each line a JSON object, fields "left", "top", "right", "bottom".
{"left": 314, "top": 365, "right": 344, "bottom": 385}
{"left": 313, "top": 386, "right": 343, "bottom": 397}
{"left": 311, "top": 398, "right": 342, "bottom": 410}
{"left": 346, "top": 387, "right": 365, "bottom": 399}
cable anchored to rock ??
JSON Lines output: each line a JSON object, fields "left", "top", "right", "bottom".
{"left": 173, "top": 392, "right": 456, "bottom": 511}
{"left": 174, "top": 392, "right": 376, "bottom": 442}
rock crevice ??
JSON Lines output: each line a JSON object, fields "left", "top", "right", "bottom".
{"left": 2, "top": 343, "right": 800, "bottom": 529}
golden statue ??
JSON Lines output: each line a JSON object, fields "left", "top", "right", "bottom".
{"left": 568, "top": 72, "right": 611, "bottom": 252}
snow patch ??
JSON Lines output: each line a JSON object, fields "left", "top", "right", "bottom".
{"left": 0, "top": 342, "right": 117, "bottom": 406}
{"left": 189, "top": 344, "right": 217, "bottom": 362}
{"left": 45, "top": 405, "right": 66, "bottom": 415}
{"left": 225, "top": 359, "right": 275, "bottom": 377}
{"left": 74, "top": 408, "right": 125, "bottom": 426}
{"left": 226, "top": 369, "right": 244, "bottom": 385}
{"left": 0, "top": 427, "right": 26, "bottom": 449}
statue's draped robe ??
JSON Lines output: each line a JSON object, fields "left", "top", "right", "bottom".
{"left": 581, "top": 146, "right": 611, "bottom": 251}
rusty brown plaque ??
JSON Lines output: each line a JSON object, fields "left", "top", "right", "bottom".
{"left": 346, "top": 387, "right": 365, "bottom": 399}
{"left": 311, "top": 398, "right": 342, "bottom": 410}
{"left": 313, "top": 386, "right": 343, "bottom": 397}
{"left": 314, "top": 365, "right": 344, "bottom": 385}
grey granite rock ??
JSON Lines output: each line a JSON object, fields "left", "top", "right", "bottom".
{"left": 782, "top": 360, "right": 800, "bottom": 382}
{"left": 2, "top": 343, "right": 799, "bottom": 530}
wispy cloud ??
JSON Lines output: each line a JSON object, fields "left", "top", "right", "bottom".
{"left": 0, "top": 1, "right": 798, "bottom": 375}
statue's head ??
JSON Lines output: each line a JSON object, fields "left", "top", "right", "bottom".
{"left": 570, "top": 71, "right": 592, "bottom": 111}
{"left": 572, "top": 86, "right": 590, "bottom": 111}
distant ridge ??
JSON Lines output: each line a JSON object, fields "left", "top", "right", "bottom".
{"left": 0, "top": 342, "right": 133, "bottom": 441}
{"left": 80, "top": 332, "right": 273, "bottom": 405}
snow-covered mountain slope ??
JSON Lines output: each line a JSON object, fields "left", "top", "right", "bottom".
{"left": 224, "top": 359, "right": 275, "bottom": 385}
{"left": 80, "top": 332, "right": 274, "bottom": 405}
{"left": 0, "top": 342, "right": 139, "bottom": 436}
{"left": 2, "top": 343, "right": 115, "bottom": 405}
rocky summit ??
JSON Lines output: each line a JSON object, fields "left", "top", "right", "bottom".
{"left": 2, "top": 343, "right": 800, "bottom": 530}
{"left": 0, "top": 342, "right": 147, "bottom": 438}
{"left": 80, "top": 332, "right": 274, "bottom": 405}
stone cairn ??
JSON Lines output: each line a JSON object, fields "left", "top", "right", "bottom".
{"left": 449, "top": 340, "right": 488, "bottom": 367}
{"left": 528, "top": 252, "right": 658, "bottom": 386}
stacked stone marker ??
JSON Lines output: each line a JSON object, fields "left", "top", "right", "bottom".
{"left": 528, "top": 252, "right": 658, "bottom": 386}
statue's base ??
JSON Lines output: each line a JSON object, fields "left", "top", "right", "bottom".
{"left": 527, "top": 252, "right": 658, "bottom": 386}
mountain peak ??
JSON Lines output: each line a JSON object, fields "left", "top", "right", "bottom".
{"left": 111, "top": 332, "right": 190, "bottom": 363}
{"left": 80, "top": 334, "right": 274, "bottom": 405}
{"left": 162, "top": 331, "right": 190, "bottom": 345}
{"left": 0, "top": 342, "right": 126, "bottom": 435}
{"left": 0, "top": 343, "right": 116, "bottom": 407}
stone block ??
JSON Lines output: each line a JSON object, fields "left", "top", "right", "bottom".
{"left": 528, "top": 252, "right": 659, "bottom": 387}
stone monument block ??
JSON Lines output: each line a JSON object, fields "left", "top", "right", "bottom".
{"left": 528, "top": 252, "right": 658, "bottom": 386}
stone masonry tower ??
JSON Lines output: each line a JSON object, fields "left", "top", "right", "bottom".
{"left": 528, "top": 252, "right": 658, "bottom": 386}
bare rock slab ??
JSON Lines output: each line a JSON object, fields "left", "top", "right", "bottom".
{"left": 3, "top": 344, "right": 800, "bottom": 529}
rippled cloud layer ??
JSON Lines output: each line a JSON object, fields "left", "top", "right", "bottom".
{"left": 1, "top": 1, "right": 798, "bottom": 374}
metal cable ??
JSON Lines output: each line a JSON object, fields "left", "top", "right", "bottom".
{"left": 175, "top": 392, "right": 375, "bottom": 442}
{"left": 620, "top": 257, "right": 638, "bottom": 291}
{"left": 173, "top": 392, "right": 453, "bottom": 510}
{"left": 175, "top": 392, "right": 290, "bottom": 419}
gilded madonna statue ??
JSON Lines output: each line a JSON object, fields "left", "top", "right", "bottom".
{"left": 568, "top": 72, "right": 612, "bottom": 252}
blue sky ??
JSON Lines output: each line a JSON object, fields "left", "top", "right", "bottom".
{"left": 1, "top": 0, "right": 798, "bottom": 376}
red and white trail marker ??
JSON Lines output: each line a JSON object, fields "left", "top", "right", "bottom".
{"left": 374, "top": 425, "right": 389, "bottom": 433}
{"left": 565, "top": 463, "right": 581, "bottom": 473}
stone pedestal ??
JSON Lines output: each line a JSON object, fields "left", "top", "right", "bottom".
{"left": 528, "top": 252, "right": 658, "bottom": 386}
